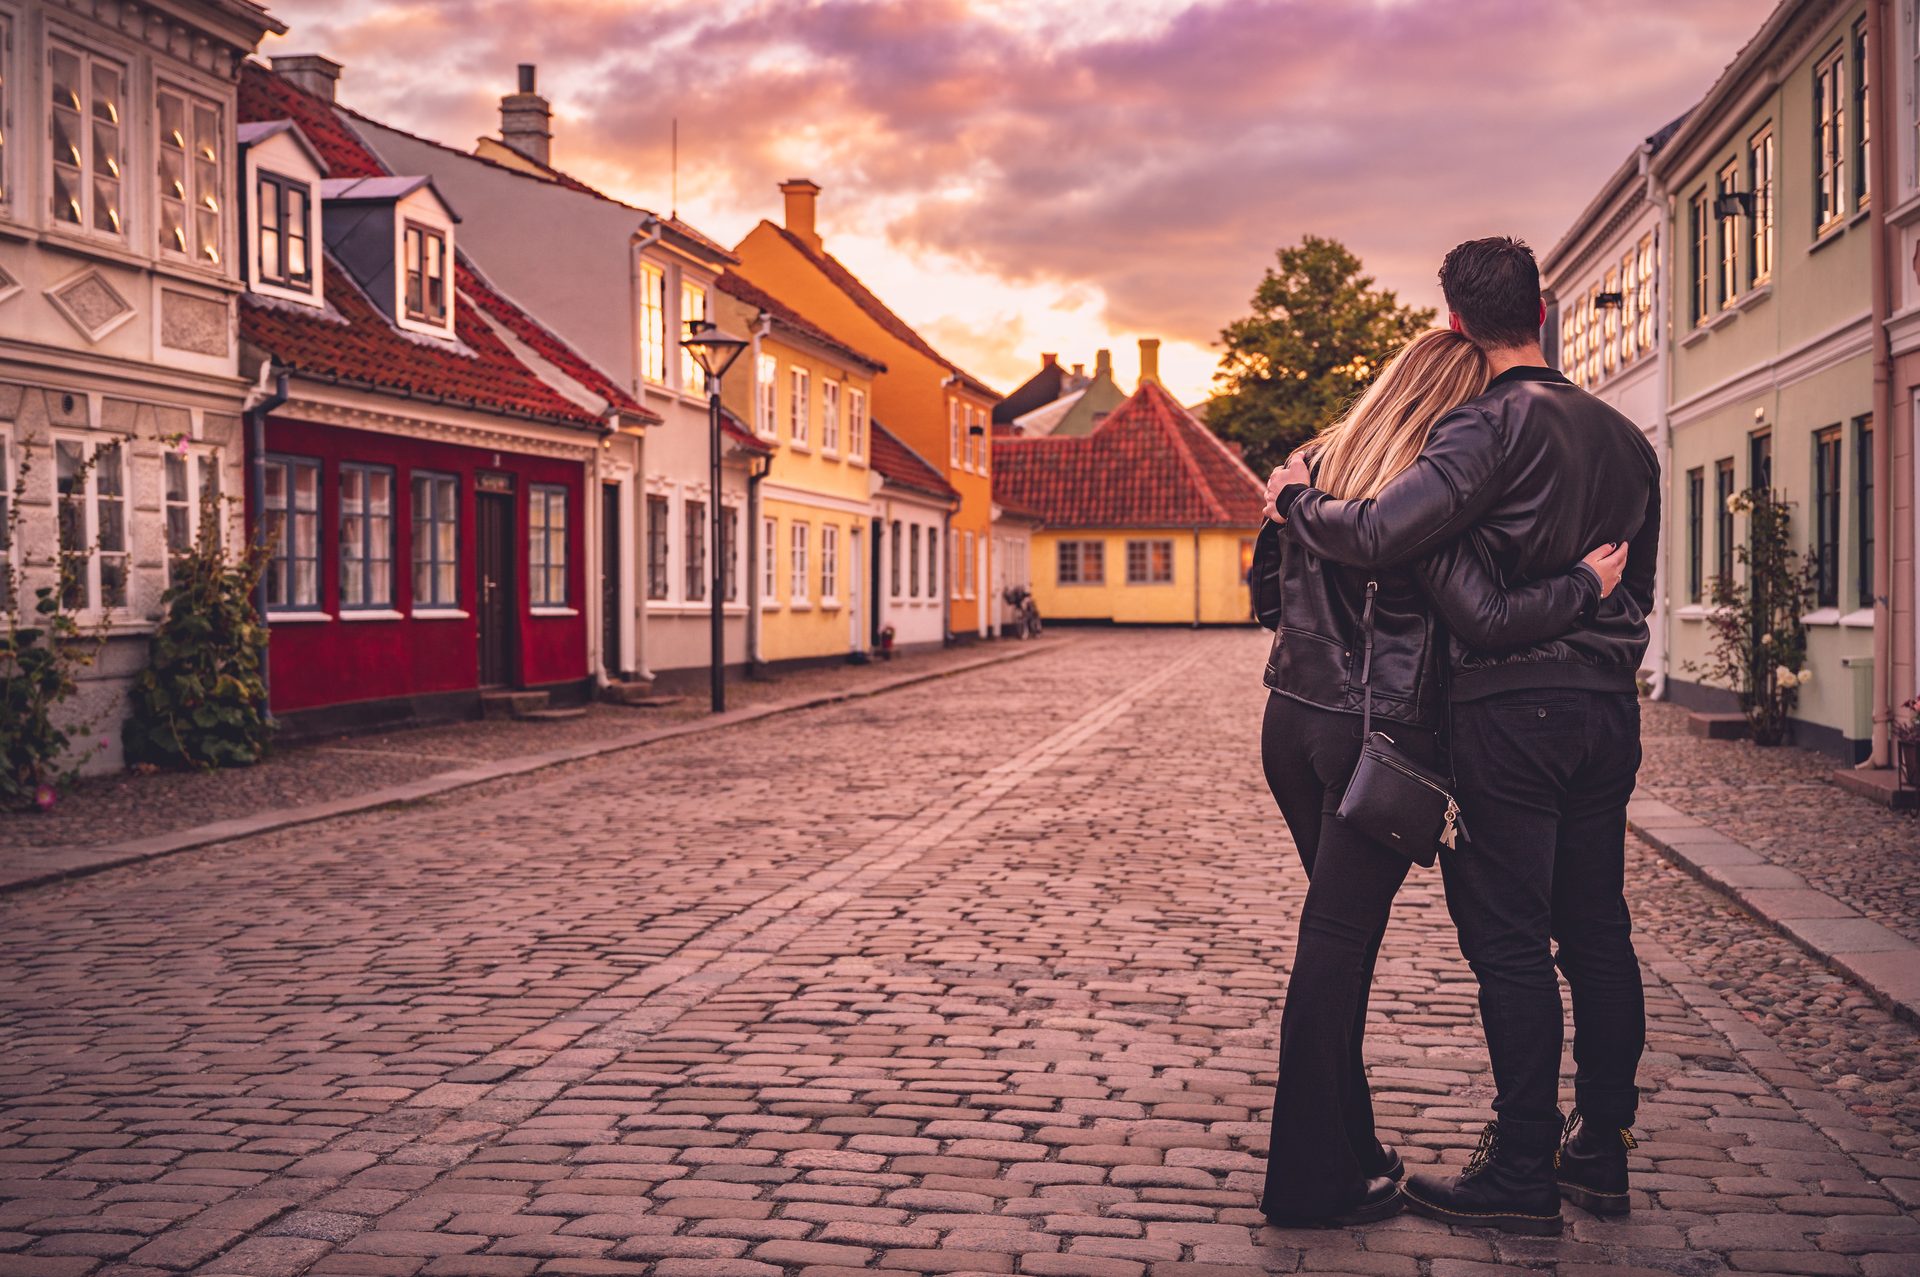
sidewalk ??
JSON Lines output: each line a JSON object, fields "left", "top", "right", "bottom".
{"left": 1632, "top": 700, "right": 1920, "bottom": 1026}
{"left": 0, "top": 636, "right": 1070, "bottom": 896}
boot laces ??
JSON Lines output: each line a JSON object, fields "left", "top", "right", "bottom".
{"left": 1463, "top": 1122, "right": 1498, "bottom": 1177}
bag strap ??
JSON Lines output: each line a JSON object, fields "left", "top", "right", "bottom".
{"left": 1358, "top": 579, "right": 1378, "bottom": 740}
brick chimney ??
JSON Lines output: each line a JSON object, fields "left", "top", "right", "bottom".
{"left": 1093, "top": 349, "right": 1113, "bottom": 382}
{"left": 781, "top": 179, "right": 822, "bottom": 252}
{"left": 272, "top": 53, "right": 341, "bottom": 102}
{"left": 1041, "top": 352, "right": 1058, "bottom": 368}
{"left": 1138, "top": 338, "right": 1161, "bottom": 388}
{"left": 500, "top": 64, "right": 552, "bottom": 166}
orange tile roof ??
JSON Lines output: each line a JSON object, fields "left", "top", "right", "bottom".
{"left": 869, "top": 421, "right": 956, "bottom": 502}
{"left": 715, "top": 272, "right": 887, "bottom": 373}
{"left": 991, "top": 382, "right": 1267, "bottom": 528}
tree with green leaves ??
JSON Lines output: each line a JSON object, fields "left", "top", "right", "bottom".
{"left": 1206, "top": 235, "right": 1436, "bottom": 476}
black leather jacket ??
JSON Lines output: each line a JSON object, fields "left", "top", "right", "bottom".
{"left": 1275, "top": 367, "right": 1660, "bottom": 702}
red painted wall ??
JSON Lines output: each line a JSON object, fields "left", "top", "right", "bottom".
{"left": 257, "top": 415, "right": 589, "bottom": 714}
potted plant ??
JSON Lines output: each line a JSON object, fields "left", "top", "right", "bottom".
{"left": 876, "top": 624, "right": 896, "bottom": 661}
{"left": 1895, "top": 694, "right": 1920, "bottom": 793}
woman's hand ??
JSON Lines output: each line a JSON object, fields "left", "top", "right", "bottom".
{"left": 1581, "top": 541, "right": 1628, "bottom": 598}
{"left": 1265, "top": 454, "right": 1311, "bottom": 521}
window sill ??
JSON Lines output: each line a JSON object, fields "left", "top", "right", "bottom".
{"left": 789, "top": 601, "right": 812, "bottom": 612}
{"left": 1802, "top": 607, "right": 1843, "bottom": 626}
{"left": 1702, "top": 307, "right": 1740, "bottom": 334}
{"left": 1839, "top": 607, "right": 1874, "bottom": 628}
{"left": 1848, "top": 203, "right": 1871, "bottom": 228}
{"left": 1732, "top": 283, "right": 1773, "bottom": 313}
{"left": 531, "top": 606, "right": 579, "bottom": 617}
{"left": 340, "top": 609, "right": 406, "bottom": 622}
{"left": 1808, "top": 221, "right": 1847, "bottom": 255}
{"left": 413, "top": 607, "right": 470, "bottom": 620}
{"left": 1679, "top": 325, "right": 1711, "bottom": 349}
{"left": 789, "top": 443, "right": 811, "bottom": 455}
{"left": 820, "top": 599, "right": 841, "bottom": 611}
{"left": 1887, "top": 187, "right": 1920, "bottom": 228}
{"left": 268, "top": 611, "right": 332, "bottom": 623}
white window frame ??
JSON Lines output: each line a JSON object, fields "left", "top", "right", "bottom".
{"left": 47, "top": 38, "right": 127, "bottom": 242}
{"left": 848, "top": 387, "right": 867, "bottom": 461}
{"left": 156, "top": 81, "right": 225, "bottom": 269}
{"left": 684, "top": 496, "right": 707, "bottom": 603}
{"left": 1749, "top": 127, "right": 1774, "bottom": 286}
{"left": 410, "top": 470, "right": 459, "bottom": 609}
{"left": 264, "top": 453, "right": 321, "bottom": 614}
{"left": 680, "top": 278, "right": 708, "bottom": 395}
{"left": 639, "top": 261, "right": 667, "bottom": 385}
{"left": 761, "top": 514, "right": 778, "bottom": 605}
{"left": 529, "top": 483, "right": 569, "bottom": 609}
{"left": 402, "top": 220, "right": 450, "bottom": 329}
{"left": 255, "top": 169, "right": 314, "bottom": 296}
{"left": 338, "top": 462, "right": 396, "bottom": 611}
{"left": 55, "top": 433, "right": 130, "bottom": 616}
{"left": 789, "top": 519, "right": 810, "bottom": 605}
{"left": 964, "top": 530, "right": 977, "bottom": 597}
{"left": 756, "top": 353, "right": 777, "bottom": 437}
{"left": 789, "top": 366, "right": 811, "bottom": 449}
{"left": 821, "top": 523, "right": 839, "bottom": 605}
{"left": 721, "top": 501, "right": 740, "bottom": 604}
{"left": 645, "top": 492, "right": 670, "bottom": 602}
{"left": 1816, "top": 43, "right": 1847, "bottom": 234}
{"left": 949, "top": 399, "right": 961, "bottom": 466}
{"left": 926, "top": 526, "right": 939, "bottom": 600}
{"left": 1125, "top": 538, "right": 1175, "bottom": 586}
{"left": 821, "top": 379, "right": 841, "bottom": 455}
{"left": 163, "top": 447, "right": 222, "bottom": 586}
{"left": 1715, "top": 159, "right": 1740, "bottom": 308}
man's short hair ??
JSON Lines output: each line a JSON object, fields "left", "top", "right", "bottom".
{"left": 1440, "top": 237, "right": 1541, "bottom": 349}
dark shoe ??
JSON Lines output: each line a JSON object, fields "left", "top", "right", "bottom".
{"left": 1556, "top": 1111, "right": 1634, "bottom": 1217}
{"left": 1362, "top": 1143, "right": 1404, "bottom": 1182}
{"left": 1402, "top": 1122, "right": 1563, "bottom": 1236}
{"left": 1264, "top": 1176, "right": 1404, "bottom": 1229}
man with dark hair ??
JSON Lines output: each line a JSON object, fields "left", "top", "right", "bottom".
{"left": 1266, "top": 236, "right": 1660, "bottom": 1235}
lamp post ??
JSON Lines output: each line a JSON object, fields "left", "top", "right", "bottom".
{"left": 681, "top": 320, "right": 750, "bottom": 713}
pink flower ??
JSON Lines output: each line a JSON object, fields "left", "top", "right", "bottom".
{"left": 175, "top": 436, "right": 191, "bottom": 456}
{"left": 33, "top": 784, "right": 56, "bottom": 812}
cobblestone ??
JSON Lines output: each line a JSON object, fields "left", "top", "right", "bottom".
{"left": 0, "top": 630, "right": 1915, "bottom": 1274}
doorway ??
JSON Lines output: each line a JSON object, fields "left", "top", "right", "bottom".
{"left": 476, "top": 490, "right": 516, "bottom": 687}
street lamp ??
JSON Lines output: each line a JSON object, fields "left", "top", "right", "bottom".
{"left": 681, "top": 320, "right": 750, "bottom": 713}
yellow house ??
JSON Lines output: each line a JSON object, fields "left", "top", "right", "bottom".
{"left": 715, "top": 272, "right": 886, "bottom": 666}
{"left": 992, "top": 381, "right": 1266, "bottom": 625}
{"left": 733, "top": 179, "right": 1001, "bottom": 639}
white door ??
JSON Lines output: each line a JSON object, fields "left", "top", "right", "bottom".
{"left": 849, "top": 526, "right": 864, "bottom": 654}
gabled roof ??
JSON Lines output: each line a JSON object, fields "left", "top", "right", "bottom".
{"left": 719, "top": 404, "right": 774, "bottom": 457}
{"left": 715, "top": 272, "right": 886, "bottom": 373}
{"left": 320, "top": 174, "right": 458, "bottom": 219}
{"left": 993, "top": 356, "right": 1067, "bottom": 424}
{"left": 757, "top": 223, "right": 998, "bottom": 400}
{"left": 237, "top": 62, "right": 651, "bottom": 430}
{"left": 237, "top": 120, "right": 330, "bottom": 175}
{"left": 991, "top": 381, "right": 1266, "bottom": 529}
{"left": 870, "top": 421, "right": 957, "bottom": 502}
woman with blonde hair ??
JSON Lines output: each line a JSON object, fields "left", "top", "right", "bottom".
{"left": 1249, "top": 329, "right": 1625, "bottom": 1226}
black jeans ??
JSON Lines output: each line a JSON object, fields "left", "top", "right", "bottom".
{"left": 1442, "top": 687, "right": 1645, "bottom": 1150}
{"left": 1260, "top": 694, "right": 1433, "bottom": 1220}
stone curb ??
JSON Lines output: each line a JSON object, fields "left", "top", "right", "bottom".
{"left": 1628, "top": 797, "right": 1920, "bottom": 1029}
{"left": 0, "top": 637, "right": 1073, "bottom": 899}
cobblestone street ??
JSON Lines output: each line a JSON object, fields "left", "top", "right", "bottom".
{"left": 3, "top": 630, "right": 1918, "bottom": 1277}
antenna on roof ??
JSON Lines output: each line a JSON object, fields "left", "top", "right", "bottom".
{"left": 670, "top": 117, "right": 678, "bottom": 220}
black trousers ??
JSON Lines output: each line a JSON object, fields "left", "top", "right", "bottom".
{"left": 1442, "top": 687, "right": 1645, "bottom": 1149}
{"left": 1259, "top": 694, "right": 1433, "bottom": 1220}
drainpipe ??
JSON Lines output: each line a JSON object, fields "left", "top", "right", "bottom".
{"left": 242, "top": 363, "right": 289, "bottom": 717}
{"left": 745, "top": 310, "right": 772, "bottom": 672}
{"left": 1191, "top": 527, "right": 1203, "bottom": 627}
{"left": 590, "top": 408, "right": 615, "bottom": 690}
{"left": 631, "top": 214, "right": 665, "bottom": 682}
{"left": 1640, "top": 143, "right": 1672, "bottom": 700}
{"left": 941, "top": 373, "right": 960, "bottom": 643}
{"left": 1866, "top": 0, "right": 1896, "bottom": 767}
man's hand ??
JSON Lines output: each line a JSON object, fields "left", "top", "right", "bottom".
{"left": 1265, "top": 454, "right": 1310, "bottom": 522}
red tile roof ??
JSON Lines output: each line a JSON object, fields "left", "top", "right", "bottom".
{"left": 869, "top": 421, "right": 956, "bottom": 503}
{"left": 991, "top": 382, "right": 1267, "bottom": 529}
{"left": 758, "top": 224, "right": 997, "bottom": 400}
{"left": 720, "top": 405, "right": 774, "bottom": 457}
{"left": 238, "top": 63, "right": 648, "bottom": 430}
{"left": 715, "top": 272, "right": 886, "bottom": 373}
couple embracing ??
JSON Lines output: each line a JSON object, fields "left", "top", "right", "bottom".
{"left": 1252, "top": 237, "right": 1660, "bottom": 1234}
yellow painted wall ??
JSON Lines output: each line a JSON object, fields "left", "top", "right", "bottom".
{"left": 1029, "top": 528, "right": 1256, "bottom": 626}
{"left": 735, "top": 221, "right": 993, "bottom": 635}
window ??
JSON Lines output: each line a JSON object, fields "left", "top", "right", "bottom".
{"left": 789, "top": 367, "right": 810, "bottom": 447}
{"left": 684, "top": 498, "right": 706, "bottom": 602}
{"left": 53, "top": 438, "right": 127, "bottom": 612}
{"left": 927, "top": 526, "right": 939, "bottom": 599}
{"left": 1057, "top": 540, "right": 1104, "bottom": 585}
{"left": 964, "top": 530, "right": 977, "bottom": 597}
{"left": 257, "top": 173, "right": 312, "bottom": 290}
{"left": 1126, "top": 539, "right": 1175, "bottom": 585}
{"left": 263, "top": 454, "right": 320, "bottom": 611}
{"left": 1602, "top": 270, "right": 1620, "bottom": 375}
{"left": 1855, "top": 18, "right": 1870, "bottom": 208}
{"left": 1566, "top": 296, "right": 1586, "bottom": 387}
{"left": 157, "top": 87, "right": 221, "bottom": 265}
{"left": 789, "top": 520, "right": 809, "bottom": 603}
{"left": 1689, "top": 190, "right": 1709, "bottom": 325}
{"left": 1815, "top": 44, "right": 1846, "bottom": 232}
{"left": 889, "top": 519, "right": 902, "bottom": 597}
{"left": 951, "top": 533, "right": 962, "bottom": 598}
{"left": 821, "top": 524, "right": 839, "bottom": 603}
{"left": 821, "top": 380, "right": 841, "bottom": 453}
{"left": 1636, "top": 233, "right": 1656, "bottom": 350}
{"left": 1748, "top": 129, "right": 1774, "bottom": 285}
{"left": 411, "top": 472, "right": 458, "bottom": 607}
{"left": 762, "top": 515, "right": 777, "bottom": 602}
{"left": 1586, "top": 286, "right": 1602, "bottom": 384}
{"left": 722, "top": 506, "right": 739, "bottom": 603}
{"left": 49, "top": 43, "right": 125, "bottom": 237}
{"left": 949, "top": 400, "right": 961, "bottom": 465}
{"left": 1620, "top": 250, "right": 1638, "bottom": 364}
{"left": 1855, "top": 417, "right": 1873, "bottom": 610}
{"left": 0, "top": 432, "right": 11, "bottom": 599}
{"left": 639, "top": 262, "right": 666, "bottom": 384}
{"left": 1813, "top": 426, "right": 1842, "bottom": 608}
{"left": 646, "top": 494, "right": 669, "bottom": 599}
{"left": 848, "top": 387, "right": 867, "bottom": 459}
{"left": 756, "top": 353, "right": 776, "bottom": 436}
{"left": 1685, "top": 467, "right": 1704, "bottom": 604}
{"left": 1716, "top": 160, "right": 1739, "bottom": 306}
{"left": 1750, "top": 430, "right": 1773, "bottom": 492}
{"left": 529, "top": 484, "right": 568, "bottom": 607}
{"left": 681, "top": 280, "right": 707, "bottom": 393}
{"left": 964, "top": 405, "right": 978, "bottom": 470}
{"left": 1714, "top": 458, "right": 1736, "bottom": 584}
{"left": 909, "top": 523, "right": 921, "bottom": 597}
{"left": 163, "top": 450, "right": 220, "bottom": 586}
{"left": 403, "top": 223, "right": 449, "bottom": 326}
{"left": 339, "top": 464, "right": 395, "bottom": 609}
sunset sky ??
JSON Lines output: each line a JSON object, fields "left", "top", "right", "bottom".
{"left": 259, "top": 0, "right": 1767, "bottom": 405}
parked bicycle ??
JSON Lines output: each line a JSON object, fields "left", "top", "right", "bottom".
{"left": 1003, "top": 585, "right": 1043, "bottom": 640}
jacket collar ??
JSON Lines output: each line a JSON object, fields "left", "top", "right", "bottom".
{"left": 1487, "top": 365, "right": 1571, "bottom": 390}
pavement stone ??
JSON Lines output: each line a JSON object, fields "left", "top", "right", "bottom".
{"left": 0, "top": 630, "right": 1915, "bottom": 1276}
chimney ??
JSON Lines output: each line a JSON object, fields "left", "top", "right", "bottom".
{"left": 1138, "top": 338, "right": 1161, "bottom": 388}
{"left": 1070, "top": 363, "right": 1085, "bottom": 378}
{"left": 781, "top": 178, "right": 822, "bottom": 252}
{"left": 1093, "top": 349, "right": 1113, "bottom": 381}
{"left": 1041, "top": 352, "right": 1058, "bottom": 368}
{"left": 500, "top": 64, "right": 552, "bottom": 166}
{"left": 272, "top": 53, "right": 342, "bottom": 102}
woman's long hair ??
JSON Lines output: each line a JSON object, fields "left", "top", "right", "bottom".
{"left": 1303, "top": 329, "right": 1490, "bottom": 501}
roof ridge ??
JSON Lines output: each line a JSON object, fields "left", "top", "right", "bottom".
{"left": 1161, "top": 384, "right": 1267, "bottom": 503}
{"left": 457, "top": 251, "right": 649, "bottom": 418}
{"left": 1141, "top": 387, "right": 1231, "bottom": 525}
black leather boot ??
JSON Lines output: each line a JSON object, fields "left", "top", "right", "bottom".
{"left": 1362, "top": 1144, "right": 1404, "bottom": 1182}
{"left": 1403, "top": 1121, "right": 1563, "bottom": 1235}
{"left": 1556, "top": 1111, "right": 1634, "bottom": 1216}
{"left": 1264, "top": 1175, "right": 1403, "bottom": 1229}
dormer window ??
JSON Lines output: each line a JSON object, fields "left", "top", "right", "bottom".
{"left": 49, "top": 42, "right": 126, "bottom": 238}
{"left": 404, "top": 222, "right": 448, "bottom": 325}
{"left": 157, "top": 87, "right": 223, "bottom": 265}
{"left": 257, "top": 172, "right": 311, "bottom": 289}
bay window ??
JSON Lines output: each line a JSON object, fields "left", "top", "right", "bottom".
{"left": 49, "top": 43, "right": 126, "bottom": 238}
{"left": 338, "top": 463, "right": 395, "bottom": 610}
{"left": 158, "top": 86, "right": 222, "bottom": 266}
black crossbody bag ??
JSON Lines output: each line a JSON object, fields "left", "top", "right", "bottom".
{"left": 1334, "top": 580, "right": 1463, "bottom": 867}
